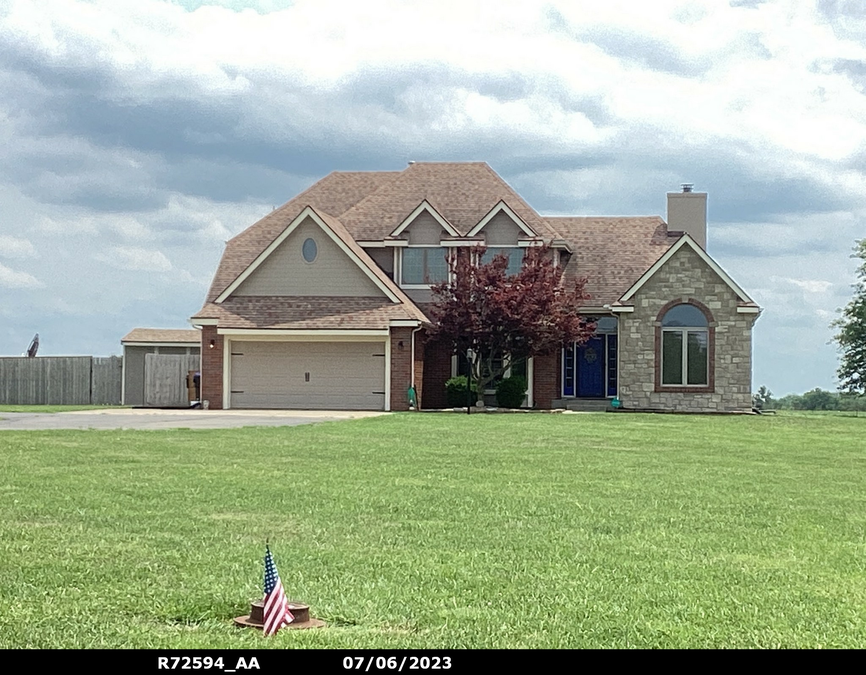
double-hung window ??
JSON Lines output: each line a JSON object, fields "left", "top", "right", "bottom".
{"left": 401, "top": 247, "right": 449, "bottom": 286}
{"left": 660, "top": 304, "right": 709, "bottom": 386}
{"left": 479, "top": 247, "right": 524, "bottom": 276}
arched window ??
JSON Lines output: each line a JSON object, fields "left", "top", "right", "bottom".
{"left": 660, "top": 303, "right": 710, "bottom": 386}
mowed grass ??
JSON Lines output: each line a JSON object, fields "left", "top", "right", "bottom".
{"left": 0, "top": 413, "right": 864, "bottom": 649}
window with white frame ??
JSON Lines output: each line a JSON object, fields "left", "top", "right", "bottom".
{"left": 479, "top": 247, "right": 524, "bottom": 276}
{"left": 400, "top": 247, "right": 449, "bottom": 286}
{"left": 660, "top": 304, "right": 709, "bottom": 386}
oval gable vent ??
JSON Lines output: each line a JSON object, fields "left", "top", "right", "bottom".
{"left": 302, "top": 237, "right": 317, "bottom": 263}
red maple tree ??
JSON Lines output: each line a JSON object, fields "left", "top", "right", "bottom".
{"left": 427, "top": 246, "right": 596, "bottom": 399}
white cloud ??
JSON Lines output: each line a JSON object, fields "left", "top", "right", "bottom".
{"left": 0, "top": 0, "right": 863, "bottom": 391}
{"left": 0, "top": 235, "right": 37, "bottom": 258}
{"left": 0, "top": 262, "right": 44, "bottom": 289}
{"left": 782, "top": 278, "right": 834, "bottom": 293}
{"left": 95, "top": 246, "right": 173, "bottom": 272}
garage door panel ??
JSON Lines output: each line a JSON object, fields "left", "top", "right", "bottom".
{"left": 230, "top": 341, "right": 386, "bottom": 410}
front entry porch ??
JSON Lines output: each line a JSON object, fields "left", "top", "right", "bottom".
{"left": 561, "top": 317, "right": 618, "bottom": 402}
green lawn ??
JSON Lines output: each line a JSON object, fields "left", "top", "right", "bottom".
{"left": 0, "top": 405, "right": 127, "bottom": 413}
{"left": 1, "top": 413, "right": 864, "bottom": 648}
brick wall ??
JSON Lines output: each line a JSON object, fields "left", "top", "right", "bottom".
{"left": 200, "top": 325, "right": 224, "bottom": 409}
{"left": 420, "top": 338, "right": 453, "bottom": 409}
{"left": 533, "top": 350, "right": 560, "bottom": 409}
{"left": 390, "top": 327, "right": 413, "bottom": 411}
{"left": 413, "top": 329, "right": 425, "bottom": 409}
{"left": 618, "top": 244, "right": 757, "bottom": 412}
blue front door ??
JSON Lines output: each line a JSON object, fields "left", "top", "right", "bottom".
{"left": 577, "top": 336, "right": 605, "bottom": 397}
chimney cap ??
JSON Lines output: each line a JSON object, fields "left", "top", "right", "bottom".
{"left": 681, "top": 183, "right": 694, "bottom": 192}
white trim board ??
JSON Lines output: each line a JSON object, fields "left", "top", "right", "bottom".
{"left": 222, "top": 336, "right": 231, "bottom": 410}
{"left": 384, "top": 334, "right": 392, "bottom": 412}
{"left": 218, "top": 329, "right": 389, "bottom": 340}
{"left": 390, "top": 200, "right": 460, "bottom": 238}
{"left": 122, "top": 342, "right": 202, "bottom": 348}
{"left": 467, "top": 200, "right": 537, "bottom": 238}
{"left": 618, "top": 234, "right": 757, "bottom": 305}
{"left": 440, "top": 240, "right": 484, "bottom": 247}
{"left": 215, "top": 206, "right": 401, "bottom": 304}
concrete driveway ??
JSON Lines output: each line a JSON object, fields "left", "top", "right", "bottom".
{"left": 0, "top": 408, "right": 388, "bottom": 431}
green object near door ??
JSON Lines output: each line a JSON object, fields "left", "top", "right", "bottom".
{"left": 611, "top": 397, "right": 622, "bottom": 409}
{"left": 408, "top": 386, "right": 417, "bottom": 409}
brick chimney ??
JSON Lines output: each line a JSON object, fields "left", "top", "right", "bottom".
{"left": 667, "top": 184, "right": 707, "bottom": 249}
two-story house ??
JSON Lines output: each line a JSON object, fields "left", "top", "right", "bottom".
{"left": 191, "top": 162, "right": 760, "bottom": 412}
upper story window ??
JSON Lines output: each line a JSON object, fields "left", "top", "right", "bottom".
{"left": 661, "top": 303, "right": 709, "bottom": 386}
{"left": 400, "top": 247, "right": 449, "bottom": 286}
{"left": 480, "top": 247, "right": 524, "bottom": 276}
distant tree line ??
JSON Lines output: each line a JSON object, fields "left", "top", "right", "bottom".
{"left": 753, "top": 386, "right": 866, "bottom": 411}
{"left": 756, "top": 238, "right": 866, "bottom": 414}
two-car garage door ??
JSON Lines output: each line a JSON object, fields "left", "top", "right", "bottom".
{"left": 229, "top": 341, "right": 386, "bottom": 410}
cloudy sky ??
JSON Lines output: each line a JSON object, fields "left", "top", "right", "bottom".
{"left": 1, "top": 0, "right": 864, "bottom": 396}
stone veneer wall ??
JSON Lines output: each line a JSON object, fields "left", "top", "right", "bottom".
{"left": 618, "top": 245, "right": 756, "bottom": 412}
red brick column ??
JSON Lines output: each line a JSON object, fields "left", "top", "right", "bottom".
{"left": 533, "top": 350, "right": 560, "bottom": 409}
{"left": 413, "top": 329, "right": 425, "bottom": 409}
{"left": 420, "top": 339, "right": 453, "bottom": 409}
{"left": 390, "top": 327, "right": 413, "bottom": 411}
{"left": 200, "top": 325, "right": 224, "bottom": 410}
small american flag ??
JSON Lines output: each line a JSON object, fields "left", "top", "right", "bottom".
{"left": 262, "top": 545, "right": 294, "bottom": 636}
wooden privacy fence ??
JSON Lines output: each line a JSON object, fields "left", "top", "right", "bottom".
{"left": 144, "top": 354, "right": 200, "bottom": 407}
{"left": 0, "top": 356, "right": 122, "bottom": 405}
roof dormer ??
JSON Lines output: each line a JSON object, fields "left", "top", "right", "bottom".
{"left": 466, "top": 200, "right": 539, "bottom": 245}
{"left": 390, "top": 200, "right": 459, "bottom": 244}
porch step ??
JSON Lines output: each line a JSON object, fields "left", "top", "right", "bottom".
{"left": 553, "top": 398, "right": 613, "bottom": 412}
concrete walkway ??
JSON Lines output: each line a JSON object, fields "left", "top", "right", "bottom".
{"left": 0, "top": 408, "right": 388, "bottom": 431}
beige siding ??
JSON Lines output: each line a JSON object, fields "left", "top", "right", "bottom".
{"left": 483, "top": 212, "right": 523, "bottom": 245}
{"left": 405, "top": 212, "right": 445, "bottom": 245}
{"left": 230, "top": 341, "right": 386, "bottom": 410}
{"left": 617, "top": 245, "right": 756, "bottom": 412}
{"left": 234, "top": 217, "right": 384, "bottom": 297}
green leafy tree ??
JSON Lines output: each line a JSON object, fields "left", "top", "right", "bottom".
{"left": 832, "top": 239, "right": 866, "bottom": 396}
{"left": 800, "top": 388, "right": 837, "bottom": 410}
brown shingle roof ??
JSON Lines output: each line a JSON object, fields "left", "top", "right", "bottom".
{"left": 121, "top": 328, "right": 201, "bottom": 343}
{"left": 548, "top": 216, "right": 677, "bottom": 306}
{"left": 204, "top": 163, "right": 564, "bottom": 304}
{"left": 339, "top": 162, "right": 559, "bottom": 240}
{"left": 197, "top": 163, "right": 689, "bottom": 326}
{"left": 191, "top": 297, "right": 420, "bottom": 330}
